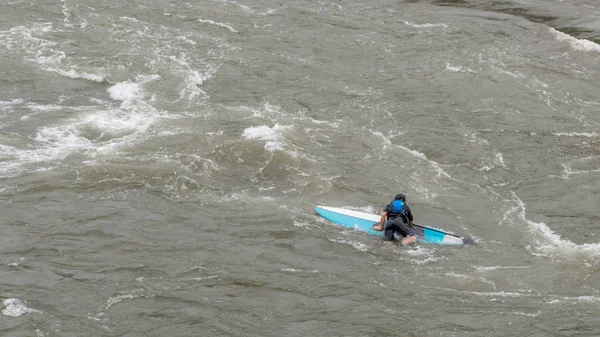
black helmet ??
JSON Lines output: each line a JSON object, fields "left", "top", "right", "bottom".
{"left": 394, "top": 193, "right": 406, "bottom": 201}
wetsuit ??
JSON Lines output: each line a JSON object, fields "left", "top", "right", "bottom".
{"left": 382, "top": 201, "right": 414, "bottom": 241}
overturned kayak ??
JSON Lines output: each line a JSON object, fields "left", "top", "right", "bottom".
{"left": 315, "top": 206, "right": 475, "bottom": 245}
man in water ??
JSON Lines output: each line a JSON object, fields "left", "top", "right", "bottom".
{"left": 372, "top": 193, "right": 417, "bottom": 245}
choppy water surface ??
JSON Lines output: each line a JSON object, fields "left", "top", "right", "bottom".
{"left": 1, "top": 0, "right": 600, "bottom": 336}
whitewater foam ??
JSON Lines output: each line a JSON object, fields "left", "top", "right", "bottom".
{"left": 446, "top": 63, "right": 474, "bottom": 73}
{"left": 242, "top": 124, "right": 293, "bottom": 152}
{"left": 280, "top": 268, "right": 319, "bottom": 273}
{"left": 105, "top": 290, "right": 154, "bottom": 310}
{"left": 198, "top": 19, "right": 238, "bottom": 33}
{"left": 2, "top": 299, "right": 40, "bottom": 317}
{"left": 559, "top": 162, "right": 600, "bottom": 179}
{"left": 403, "top": 21, "right": 448, "bottom": 28}
{"left": 108, "top": 81, "right": 142, "bottom": 102}
{"left": 550, "top": 28, "right": 600, "bottom": 53}
{"left": 54, "top": 68, "right": 104, "bottom": 82}
{"left": 371, "top": 130, "right": 458, "bottom": 184}
{"left": 1, "top": 23, "right": 105, "bottom": 82}
{"left": 432, "top": 286, "right": 534, "bottom": 299}
{"left": 508, "top": 192, "right": 600, "bottom": 261}
{"left": 446, "top": 271, "right": 497, "bottom": 289}
{"left": 328, "top": 237, "right": 370, "bottom": 252}
{"left": 0, "top": 77, "right": 166, "bottom": 178}
{"left": 553, "top": 132, "right": 598, "bottom": 138}
{"left": 546, "top": 295, "right": 600, "bottom": 304}
{"left": 293, "top": 220, "right": 318, "bottom": 230}
{"left": 0, "top": 98, "right": 24, "bottom": 109}
{"left": 180, "top": 69, "right": 210, "bottom": 102}
{"left": 344, "top": 205, "right": 378, "bottom": 214}
{"left": 3, "top": 257, "right": 26, "bottom": 267}
{"left": 495, "top": 152, "right": 506, "bottom": 167}
{"left": 473, "top": 265, "right": 531, "bottom": 272}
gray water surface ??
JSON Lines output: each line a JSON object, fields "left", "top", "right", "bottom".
{"left": 1, "top": 1, "right": 600, "bottom": 336}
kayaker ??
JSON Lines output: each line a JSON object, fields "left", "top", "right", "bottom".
{"left": 372, "top": 193, "right": 417, "bottom": 245}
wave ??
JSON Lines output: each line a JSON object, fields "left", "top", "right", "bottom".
{"left": 509, "top": 192, "right": 600, "bottom": 261}
{"left": 0, "top": 77, "right": 167, "bottom": 178}
{"left": 550, "top": 28, "right": 600, "bottom": 53}
{"left": 241, "top": 124, "right": 293, "bottom": 152}
{"left": 0, "top": 23, "right": 106, "bottom": 83}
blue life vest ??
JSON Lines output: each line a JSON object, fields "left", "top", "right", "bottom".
{"left": 389, "top": 199, "right": 405, "bottom": 214}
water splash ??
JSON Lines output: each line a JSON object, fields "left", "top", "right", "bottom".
{"left": 2, "top": 299, "right": 40, "bottom": 317}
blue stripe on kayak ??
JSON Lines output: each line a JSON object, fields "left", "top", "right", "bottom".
{"left": 422, "top": 227, "right": 446, "bottom": 243}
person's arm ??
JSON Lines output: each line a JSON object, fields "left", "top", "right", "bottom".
{"left": 373, "top": 212, "right": 387, "bottom": 231}
{"left": 406, "top": 206, "right": 415, "bottom": 226}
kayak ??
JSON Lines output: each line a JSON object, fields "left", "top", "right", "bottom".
{"left": 315, "top": 206, "right": 475, "bottom": 245}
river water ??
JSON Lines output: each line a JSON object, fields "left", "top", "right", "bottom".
{"left": 1, "top": 0, "right": 599, "bottom": 336}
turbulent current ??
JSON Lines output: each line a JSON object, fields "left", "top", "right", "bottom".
{"left": 1, "top": 1, "right": 600, "bottom": 336}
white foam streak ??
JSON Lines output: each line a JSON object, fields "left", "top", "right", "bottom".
{"left": 280, "top": 268, "right": 319, "bottom": 273}
{"left": 446, "top": 64, "right": 474, "bottom": 73}
{"left": 2, "top": 299, "right": 40, "bottom": 317}
{"left": 446, "top": 272, "right": 497, "bottom": 289}
{"left": 397, "top": 144, "right": 427, "bottom": 160}
{"left": 214, "top": 0, "right": 254, "bottom": 12}
{"left": 553, "top": 132, "right": 598, "bottom": 138}
{"left": 473, "top": 265, "right": 531, "bottom": 272}
{"left": 0, "top": 98, "right": 24, "bottom": 108}
{"left": 493, "top": 66, "right": 525, "bottom": 79}
{"left": 105, "top": 290, "right": 153, "bottom": 310}
{"left": 550, "top": 28, "right": 600, "bottom": 53}
{"left": 509, "top": 193, "right": 600, "bottom": 261}
{"left": 403, "top": 21, "right": 448, "bottom": 28}
{"left": 106, "top": 294, "right": 135, "bottom": 309}
{"left": 1, "top": 23, "right": 105, "bottom": 82}
{"left": 560, "top": 162, "right": 600, "bottom": 179}
{"left": 193, "top": 275, "right": 219, "bottom": 281}
{"left": 434, "top": 286, "right": 533, "bottom": 298}
{"left": 546, "top": 295, "right": 600, "bottom": 304}
{"left": 328, "top": 238, "right": 370, "bottom": 252}
{"left": 402, "top": 246, "right": 444, "bottom": 265}
{"left": 53, "top": 68, "right": 105, "bottom": 83}
{"left": 198, "top": 19, "right": 238, "bottom": 33}
{"left": 372, "top": 131, "right": 454, "bottom": 180}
